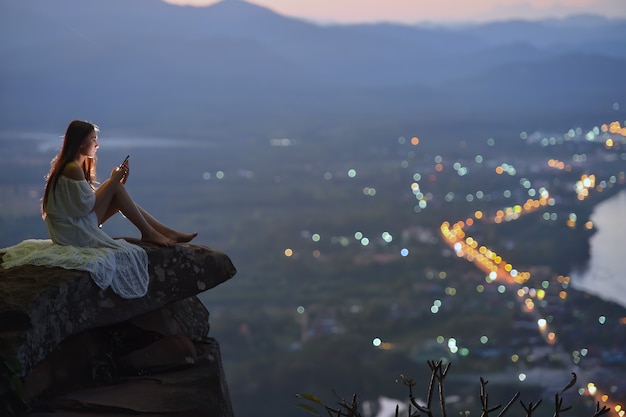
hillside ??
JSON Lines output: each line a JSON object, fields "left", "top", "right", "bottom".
{"left": 1, "top": 0, "right": 625, "bottom": 137}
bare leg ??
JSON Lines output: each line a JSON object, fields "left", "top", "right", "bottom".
{"left": 137, "top": 205, "right": 197, "bottom": 243}
{"left": 94, "top": 179, "right": 175, "bottom": 246}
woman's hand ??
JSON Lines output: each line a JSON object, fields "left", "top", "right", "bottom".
{"left": 110, "top": 164, "right": 127, "bottom": 184}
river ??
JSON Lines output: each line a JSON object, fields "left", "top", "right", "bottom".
{"left": 571, "top": 189, "right": 626, "bottom": 309}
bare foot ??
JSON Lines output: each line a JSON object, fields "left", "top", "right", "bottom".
{"left": 166, "top": 231, "right": 198, "bottom": 243}
{"left": 141, "top": 230, "right": 176, "bottom": 247}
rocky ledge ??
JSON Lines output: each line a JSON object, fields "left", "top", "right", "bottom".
{"left": 0, "top": 240, "right": 237, "bottom": 416}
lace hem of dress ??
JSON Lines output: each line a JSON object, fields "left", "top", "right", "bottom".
{"left": 1, "top": 239, "right": 149, "bottom": 299}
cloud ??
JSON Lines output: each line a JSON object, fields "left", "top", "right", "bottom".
{"left": 162, "top": 0, "right": 626, "bottom": 23}
{"left": 471, "top": 0, "right": 615, "bottom": 21}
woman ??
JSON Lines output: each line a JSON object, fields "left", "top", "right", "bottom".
{"left": 42, "top": 120, "right": 196, "bottom": 247}
{"left": 2, "top": 120, "right": 196, "bottom": 298}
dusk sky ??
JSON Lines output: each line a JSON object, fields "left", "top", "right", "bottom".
{"left": 163, "top": 0, "right": 626, "bottom": 23}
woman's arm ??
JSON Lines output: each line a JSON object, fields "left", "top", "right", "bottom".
{"left": 92, "top": 164, "right": 127, "bottom": 221}
{"left": 52, "top": 163, "right": 97, "bottom": 217}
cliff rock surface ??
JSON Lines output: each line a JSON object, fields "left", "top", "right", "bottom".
{"left": 0, "top": 240, "right": 237, "bottom": 416}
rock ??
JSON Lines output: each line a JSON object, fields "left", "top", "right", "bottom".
{"left": 129, "top": 296, "right": 211, "bottom": 342}
{"left": 28, "top": 338, "right": 233, "bottom": 417}
{"left": 117, "top": 333, "right": 197, "bottom": 370}
{"left": 0, "top": 241, "right": 235, "bottom": 377}
{"left": 0, "top": 241, "right": 237, "bottom": 416}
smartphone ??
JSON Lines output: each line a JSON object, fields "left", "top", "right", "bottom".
{"left": 120, "top": 155, "right": 130, "bottom": 184}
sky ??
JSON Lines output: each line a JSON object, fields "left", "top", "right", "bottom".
{"left": 163, "top": 0, "right": 626, "bottom": 23}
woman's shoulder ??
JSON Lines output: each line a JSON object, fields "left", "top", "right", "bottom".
{"left": 61, "top": 162, "right": 85, "bottom": 181}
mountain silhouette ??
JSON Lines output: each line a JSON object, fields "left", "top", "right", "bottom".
{"left": 1, "top": 0, "right": 625, "bottom": 135}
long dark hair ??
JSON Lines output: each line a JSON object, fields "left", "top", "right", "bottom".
{"left": 42, "top": 120, "right": 99, "bottom": 218}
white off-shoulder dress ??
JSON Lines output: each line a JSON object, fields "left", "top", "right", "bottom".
{"left": 1, "top": 176, "right": 149, "bottom": 298}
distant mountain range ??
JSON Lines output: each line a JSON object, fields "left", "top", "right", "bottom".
{"left": 1, "top": 0, "right": 625, "bottom": 137}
